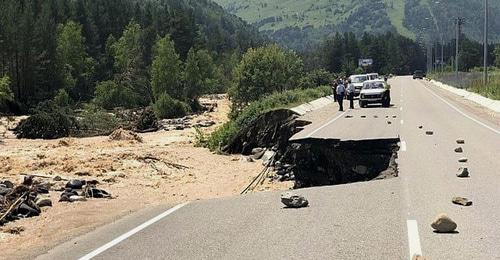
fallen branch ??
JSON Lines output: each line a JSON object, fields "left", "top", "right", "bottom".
{"left": 20, "top": 173, "right": 69, "bottom": 181}
{"left": 0, "top": 192, "right": 27, "bottom": 224}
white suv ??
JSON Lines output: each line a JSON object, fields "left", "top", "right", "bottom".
{"left": 359, "top": 80, "right": 391, "bottom": 108}
{"left": 348, "top": 74, "right": 368, "bottom": 96}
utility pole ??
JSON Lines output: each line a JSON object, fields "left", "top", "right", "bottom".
{"left": 484, "top": 0, "right": 489, "bottom": 84}
{"left": 455, "top": 17, "right": 464, "bottom": 80}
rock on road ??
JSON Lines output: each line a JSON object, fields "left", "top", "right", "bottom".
{"left": 37, "top": 76, "right": 500, "bottom": 260}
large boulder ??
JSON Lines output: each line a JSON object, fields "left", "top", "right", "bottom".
{"left": 431, "top": 213, "right": 457, "bottom": 233}
{"left": 281, "top": 192, "right": 309, "bottom": 208}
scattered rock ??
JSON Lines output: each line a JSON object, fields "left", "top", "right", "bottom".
{"left": 35, "top": 195, "right": 52, "bottom": 207}
{"left": 69, "top": 195, "right": 87, "bottom": 202}
{"left": 361, "top": 115, "right": 366, "bottom": 118}
{"left": 452, "top": 197, "right": 473, "bottom": 206}
{"left": 431, "top": 213, "right": 457, "bottom": 233}
{"left": 240, "top": 156, "right": 254, "bottom": 163}
{"left": 412, "top": 254, "right": 429, "bottom": 260}
{"left": 281, "top": 192, "right": 309, "bottom": 208}
{"left": 65, "top": 179, "right": 85, "bottom": 189}
{"left": 194, "top": 120, "right": 216, "bottom": 128}
{"left": 458, "top": 157, "right": 468, "bottom": 163}
{"left": 456, "top": 167, "right": 470, "bottom": 178}
{"left": 102, "top": 177, "right": 116, "bottom": 183}
{"left": 387, "top": 121, "right": 392, "bottom": 125}
{"left": 456, "top": 139, "right": 465, "bottom": 144}
{"left": 251, "top": 148, "right": 266, "bottom": 160}
{"left": 425, "top": 131, "right": 434, "bottom": 135}
{"left": 261, "top": 150, "right": 276, "bottom": 166}
{"left": 58, "top": 139, "right": 70, "bottom": 147}
{"left": 418, "top": 125, "right": 423, "bottom": 129}
{"left": 345, "top": 115, "right": 353, "bottom": 119}
{"left": 53, "top": 176, "right": 62, "bottom": 181}
{"left": 454, "top": 147, "right": 463, "bottom": 153}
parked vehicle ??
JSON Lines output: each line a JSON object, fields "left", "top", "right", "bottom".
{"left": 348, "top": 74, "right": 368, "bottom": 96}
{"left": 366, "top": 73, "right": 379, "bottom": 80}
{"left": 413, "top": 70, "right": 425, "bottom": 79}
{"left": 359, "top": 80, "right": 391, "bottom": 108}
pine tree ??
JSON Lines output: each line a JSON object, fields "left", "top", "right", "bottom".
{"left": 150, "top": 35, "right": 183, "bottom": 101}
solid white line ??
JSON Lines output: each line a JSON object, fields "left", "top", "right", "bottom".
{"left": 78, "top": 202, "right": 189, "bottom": 260}
{"left": 424, "top": 86, "right": 500, "bottom": 135}
{"left": 400, "top": 141, "right": 407, "bottom": 151}
{"left": 407, "top": 220, "right": 423, "bottom": 260}
{"left": 305, "top": 111, "right": 347, "bottom": 138}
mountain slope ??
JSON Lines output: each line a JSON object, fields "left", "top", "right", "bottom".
{"left": 213, "top": 0, "right": 500, "bottom": 50}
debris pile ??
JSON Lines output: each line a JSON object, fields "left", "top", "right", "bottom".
{"left": 0, "top": 175, "right": 111, "bottom": 227}
{"left": 159, "top": 116, "right": 216, "bottom": 131}
{"left": 109, "top": 128, "right": 143, "bottom": 142}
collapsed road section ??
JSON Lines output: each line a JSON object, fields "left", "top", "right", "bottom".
{"left": 222, "top": 107, "right": 400, "bottom": 189}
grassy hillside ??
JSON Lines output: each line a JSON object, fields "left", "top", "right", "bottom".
{"left": 214, "top": 0, "right": 500, "bottom": 50}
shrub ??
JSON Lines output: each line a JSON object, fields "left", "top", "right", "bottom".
{"left": 14, "top": 108, "right": 76, "bottom": 139}
{"left": 135, "top": 108, "right": 158, "bottom": 131}
{"left": 53, "top": 89, "right": 71, "bottom": 107}
{"left": 76, "top": 103, "right": 121, "bottom": 137}
{"left": 94, "top": 80, "right": 137, "bottom": 109}
{"left": 0, "top": 76, "right": 13, "bottom": 111}
{"left": 153, "top": 93, "right": 191, "bottom": 119}
{"left": 207, "top": 86, "right": 331, "bottom": 151}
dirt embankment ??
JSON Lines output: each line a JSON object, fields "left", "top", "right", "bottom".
{"left": 0, "top": 97, "right": 292, "bottom": 260}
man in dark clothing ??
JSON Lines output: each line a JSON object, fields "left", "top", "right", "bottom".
{"left": 332, "top": 80, "right": 338, "bottom": 102}
{"left": 336, "top": 80, "right": 345, "bottom": 111}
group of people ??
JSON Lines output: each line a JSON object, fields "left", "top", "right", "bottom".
{"left": 332, "top": 78, "right": 355, "bottom": 111}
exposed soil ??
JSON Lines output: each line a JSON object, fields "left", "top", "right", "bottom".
{"left": 0, "top": 97, "right": 292, "bottom": 260}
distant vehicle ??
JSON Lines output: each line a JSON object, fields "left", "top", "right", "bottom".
{"left": 413, "top": 70, "right": 425, "bottom": 79}
{"left": 366, "top": 73, "right": 379, "bottom": 80}
{"left": 359, "top": 80, "right": 391, "bottom": 108}
{"left": 348, "top": 74, "right": 368, "bottom": 96}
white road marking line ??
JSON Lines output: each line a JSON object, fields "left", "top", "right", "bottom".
{"left": 400, "top": 107, "right": 403, "bottom": 111}
{"left": 78, "top": 202, "right": 189, "bottom": 260}
{"left": 424, "top": 86, "right": 500, "bottom": 135}
{"left": 305, "top": 111, "right": 347, "bottom": 138}
{"left": 407, "top": 220, "right": 423, "bottom": 260}
{"left": 400, "top": 141, "right": 407, "bottom": 151}
{"left": 400, "top": 120, "right": 404, "bottom": 125}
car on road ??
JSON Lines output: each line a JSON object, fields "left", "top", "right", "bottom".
{"left": 359, "top": 80, "right": 391, "bottom": 108}
{"left": 366, "top": 73, "right": 380, "bottom": 81}
{"left": 413, "top": 70, "right": 425, "bottom": 79}
{"left": 348, "top": 74, "right": 368, "bottom": 96}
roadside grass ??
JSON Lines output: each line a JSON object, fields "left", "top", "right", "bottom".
{"left": 201, "top": 86, "right": 331, "bottom": 152}
{"left": 468, "top": 75, "right": 500, "bottom": 100}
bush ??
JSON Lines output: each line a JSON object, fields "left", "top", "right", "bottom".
{"left": 53, "top": 89, "right": 71, "bottom": 107}
{"left": 76, "top": 103, "right": 121, "bottom": 137}
{"left": 14, "top": 108, "right": 76, "bottom": 139}
{"left": 153, "top": 93, "right": 191, "bottom": 119}
{"left": 207, "top": 86, "right": 331, "bottom": 152}
{"left": 298, "top": 69, "right": 336, "bottom": 89}
{"left": 94, "top": 80, "right": 137, "bottom": 109}
{"left": 0, "top": 76, "right": 13, "bottom": 112}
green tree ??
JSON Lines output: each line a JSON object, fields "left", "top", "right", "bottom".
{"left": 153, "top": 93, "right": 190, "bottom": 119}
{"left": 94, "top": 80, "right": 136, "bottom": 109}
{"left": 230, "top": 44, "right": 304, "bottom": 108}
{"left": 150, "top": 35, "right": 183, "bottom": 100}
{"left": 56, "top": 21, "right": 91, "bottom": 97}
{"left": 53, "top": 88, "right": 71, "bottom": 107}
{"left": 111, "top": 22, "right": 150, "bottom": 105}
{"left": 495, "top": 45, "right": 500, "bottom": 68}
{"left": 184, "top": 49, "right": 220, "bottom": 100}
{"left": 0, "top": 76, "right": 13, "bottom": 108}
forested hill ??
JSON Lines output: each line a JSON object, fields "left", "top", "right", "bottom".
{"left": 0, "top": 0, "right": 264, "bottom": 108}
{"left": 213, "top": 0, "right": 500, "bottom": 50}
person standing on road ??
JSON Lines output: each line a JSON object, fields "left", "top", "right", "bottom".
{"left": 332, "top": 80, "right": 338, "bottom": 102}
{"left": 336, "top": 80, "right": 345, "bottom": 111}
{"left": 346, "top": 79, "right": 355, "bottom": 109}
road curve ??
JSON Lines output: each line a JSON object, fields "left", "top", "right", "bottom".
{"left": 37, "top": 76, "right": 500, "bottom": 260}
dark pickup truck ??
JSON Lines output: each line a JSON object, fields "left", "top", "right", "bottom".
{"left": 413, "top": 70, "right": 425, "bottom": 79}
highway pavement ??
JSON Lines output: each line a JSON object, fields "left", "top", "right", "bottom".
{"left": 37, "top": 76, "right": 500, "bottom": 260}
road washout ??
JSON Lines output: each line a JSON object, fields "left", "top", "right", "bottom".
{"left": 223, "top": 107, "right": 400, "bottom": 188}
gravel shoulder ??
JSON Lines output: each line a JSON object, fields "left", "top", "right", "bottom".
{"left": 0, "top": 98, "right": 292, "bottom": 260}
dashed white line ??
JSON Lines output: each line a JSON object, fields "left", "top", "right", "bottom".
{"left": 407, "top": 220, "right": 423, "bottom": 260}
{"left": 400, "top": 120, "right": 404, "bottom": 125}
{"left": 305, "top": 111, "right": 347, "bottom": 138}
{"left": 400, "top": 141, "right": 407, "bottom": 151}
{"left": 424, "top": 86, "right": 500, "bottom": 135}
{"left": 78, "top": 202, "right": 189, "bottom": 260}
{"left": 400, "top": 107, "right": 403, "bottom": 111}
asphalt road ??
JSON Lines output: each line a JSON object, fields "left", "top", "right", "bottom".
{"left": 38, "top": 76, "right": 500, "bottom": 260}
